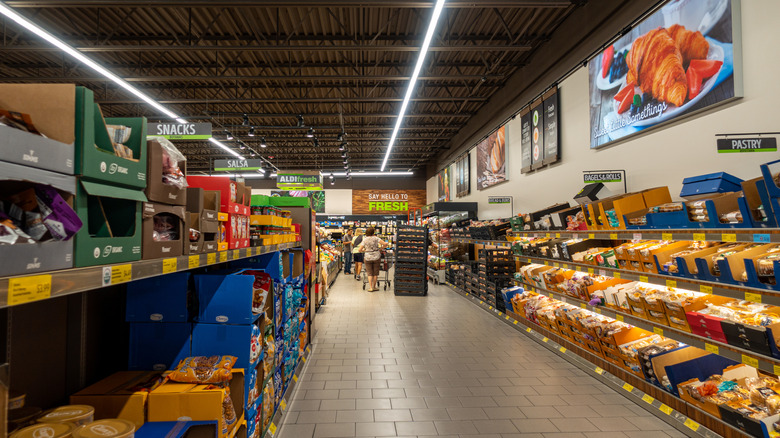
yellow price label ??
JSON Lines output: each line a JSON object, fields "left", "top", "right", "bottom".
{"left": 554, "top": 263, "right": 559, "bottom": 268}
{"left": 513, "top": 320, "right": 518, "bottom": 325}
{"left": 556, "top": 233, "right": 561, "bottom": 238}
{"left": 505, "top": 315, "right": 510, "bottom": 320}
{"left": 616, "top": 314, "right": 624, "bottom": 322}
{"left": 746, "top": 292, "right": 763, "bottom": 303}
{"left": 162, "top": 258, "right": 177, "bottom": 274}
{"left": 546, "top": 233, "right": 551, "bottom": 238}
{"left": 595, "top": 367, "right": 604, "bottom": 375}
{"left": 588, "top": 268, "right": 595, "bottom": 275}
{"left": 302, "top": 356, "right": 306, "bottom": 363}
{"left": 596, "top": 308, "right": 602, "bottom": 314}
{"left": 268, "top": 423, "right": 277, "bottom": 435}
{"left": 622, "top": 383, "right": 634, "bottom": 392}
{"left": 666, "top": 279, "right": 677, "bottom": 288}
{"left": 527, "top": 258, "right": 532, "bottom": 263}
{"left": 489, "top": 306, "right": 493, "bottom": 310}
{"left": 589, "top": 233, "right": 595, "bottom": 239}
{"left": 642, "top": 394, "right": 654, "bottom": 404}
{"left": 207, "top": 253, "right": 216, "bottom": 264}
{"left": 654, "top": 327, "right": 664, "bottom": 336}
{"left": 614, "top": 272, "right": 621, "bottom": 279}
{"left": 580, "top": 303, "right": 587, "bottom": 309}
{"left": 659, "top": 404, "right": 673, "bottom": 415}
{"left": 498, "top": 311, "right": 503, "bottom": 316}
{"left": 544, "top": 261, "right": 549, "bottom": 266}
{"left": 774, "top": 364, "right": 780, "bottom": 376}
{"left": 232, "top": 249, "right": 239, "bottom": 259}
{"left": 466, "top": 293, "right": 469, "bottom": 296}
{"left": 742, "top": 354, "right": 759, "bottom": 368}
{"left": 542, "top": 337, "right": 549, "bottom": 343}
{"left": 722, "top": 233, "right": 737, "bottom": 242}
{"left": 639, "top": 275, "right": 649, "bottom": 283}
{"left": 705, "top": 343, "right": 720, "bottom": 355}
{"left": 662, "top": 233, "right": 673, "bottom": 241}
{"left": 559, "top": 347, "right": 567, "bottom": 353}
{"left": 219, "top": 251, "right": 227, "bottom": 263}
{"left": 684, "top": 419, "right": 700, "bottom": 431}
{"left": 526, "top": 327, "right": 532, "bottom": 333}
{"left": 693, "top": 233, "right": 706, "bottom": 242}
{"left": 700, "top": 285, "right": 713, "bottom": 294}
{"left": 280, "top": 400, "right": 287, "bottom": 410}
{"left": 563, "top": 264, "right": 569, "bottom": 269}
{"left": 480, "top": 301, "right": 484, "bottom": 304}
{"left": 7, "top": 274, "right": 52, "bottom": 306}
{"left": 549, "top": 293, "right": 554, "bottom": 298}
{"left": 610, "top": 233, "right": 618, "bottom": 240}
{"left": 110, "top": 264, "right": 132, "bottom": 285}
{"left": 188, "top": 255, "right": 200, "bottom": 269}
{"left": 293, "top": 375, "right": 298, "bottom": 382}
{"left": 524, "top": 233, "right": 528, "bottom": 237}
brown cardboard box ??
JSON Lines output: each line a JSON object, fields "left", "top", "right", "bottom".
{"left": 148, "top": 369, "right": 244, "bottom": 438}
{"left": 146, "top": 139, "right": 187, "bottom": 206}
{"left": 70, "top": 371, "right": 163, "bottom": 428}
{"left": 142, "top": 202, "right": 186, "bottom": 259}
{"left": 184, "top": 213, "right": 204, "bottom": 255}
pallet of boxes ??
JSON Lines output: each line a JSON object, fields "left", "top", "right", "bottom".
{"left": 394, "top": 225, "right": 428, "bottom": 296}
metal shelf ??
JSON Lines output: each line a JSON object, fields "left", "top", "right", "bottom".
{"left": 0, "top": 242, "right": 302, "bottom": 308}
{"left": 511, "top": 228, "right": 780, "bottom": 243}
{"left": 512, "top": 278, "right": 780, "bottom": 376}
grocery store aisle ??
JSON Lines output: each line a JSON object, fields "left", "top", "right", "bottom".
{"left": 279, "top": 275, "right": 684, "bottom": 438}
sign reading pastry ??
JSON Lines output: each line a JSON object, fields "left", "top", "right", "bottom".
{"left": 717, "top": 137, "right": 777, "bottom": 153}
{"left": 149, "top": 122, "right": 212, "bottom": 140}
{"left": 588, "top": 0, "right": 741, "bottom": 149}
{"left": 352, "top": 190, "right": 426, "bottom": 214}
{"left": 476, "top": 125, "right": 507, "bottom": 190}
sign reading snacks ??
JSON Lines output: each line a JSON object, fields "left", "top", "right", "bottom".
{"left": 584, "top": 172, "right": 623, "bottom": 183}
{"left": 276, "top": 171, "right": 323, "bottom": 190}
{"left": 717, "top": 137, "right": 777, "bottom": 153}
{"left": 488, "top": 196, "right": 512, "bottom": 204}
{"left": 352, "top": 189, "right": 426, "bottom": 214}
{"left": 148, "top": 122, "right": 212, "bottom": 140}
{"left": 213, "top": 159, "right": 265, "bottom": 171}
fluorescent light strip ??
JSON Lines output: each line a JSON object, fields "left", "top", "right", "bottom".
{"left": 381, "top": 0, "right": 446, "bottom": 171}
{"left": 0, "top": 2, "right": 243, "bottom": 159}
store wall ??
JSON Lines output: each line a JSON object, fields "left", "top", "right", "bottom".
{"left": 428, "top": 0, "right": 780, "bottom": 220}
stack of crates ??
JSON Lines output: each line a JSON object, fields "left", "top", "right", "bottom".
{"left": 478, "top": 249, "right": 515, "bottom": 310}
{"left": 394, "top": 225, "right": 429, "bottom": 296}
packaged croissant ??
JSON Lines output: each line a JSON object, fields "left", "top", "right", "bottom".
{"left": 169, "top": 355, "right": 237, "bottom": 384}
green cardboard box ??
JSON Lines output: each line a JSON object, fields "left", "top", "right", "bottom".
{"left": 250, "top": 194, "right": 271, "bottom": 206}
{"left": 75, "top": 87, "right": 148, "bottom": 189}
{"left": 269, "top": 196, "right": 310, "bottom": 208}
{"left": 73, "top": 179, "right": 147, "bottom": 267}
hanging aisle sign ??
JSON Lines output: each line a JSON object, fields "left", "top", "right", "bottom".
{"left": 488, "top": 196, "right": 512, "bottom": 204}
{"left": 276, "top": 170, "right": 323, "bottom": 190}
{"left": 148, "top": 122, "right": 212, "bottom": 140}
{"left": 213, "top": 159, "right": 265, "bottom": 171}
{"left": 584, "top": 172, "right": 623, "bottom": 183}
{"left": 717, "top": 137, "right": 777, "bottom": 153}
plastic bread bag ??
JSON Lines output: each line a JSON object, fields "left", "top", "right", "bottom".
{"left": 153, "top": 213, "right": 179, "bottom": 242}
{"left": 148, "top": 136, "right": 188, "bottom": 189}
{"left": 168, "top": 355, "right": 237, "bottom": 384}
{"left": 0, "top": 109, "right": 44, "bottom": 136}
{"left": 0, "top": 217, "right": 36, "bottom": 245}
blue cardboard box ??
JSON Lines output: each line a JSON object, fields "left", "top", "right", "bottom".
{"left": 195, "top": 270, "right": 270, "bottom": 324}
{"left": 136, "top": 421, "right": 218, "bottom": 438}
{"left": 126, "top": 273, "right": 191, "bottom": 322}
{"left": 680, "top": 172, "right": 743, "bottom": 198}
{"left": 232, "top": 252, "right": 284, "bottom": 280}
{"left": 191, "top": 321, "right": 263, "bottom": 370}
{"left": 129, "top": 323, "right": 191, "bottom": 371}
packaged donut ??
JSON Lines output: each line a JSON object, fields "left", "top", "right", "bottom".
{"left": 168, "top": 355, "right": 237, "bottom": 384}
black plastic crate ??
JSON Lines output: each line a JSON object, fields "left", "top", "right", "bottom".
{"left": 479, "top": 249, "right": 514, "bottom": 262}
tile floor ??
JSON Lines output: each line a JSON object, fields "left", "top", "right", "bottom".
{"left": 278, "top": 273, "right": 686, "bottom": 438}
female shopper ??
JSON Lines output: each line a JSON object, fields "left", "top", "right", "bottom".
{"left": 352, "top": 229, "right": 364, "bottom": 280}
{"left": 358, "top": 227, "right": 390, "bottom": 291}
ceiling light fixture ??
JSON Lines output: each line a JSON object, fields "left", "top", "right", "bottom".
{"left": 381, "top": 0, "right": 446, "bottom": 171}
{"left": 313, "top": 138, "right": 320, "bottom": 147}
{"left": 239, "top": 142, "right": 246, "bottom": 150}
{"left": 306, "top": 127, "right": 315, "bottom": 138}
{"left": 338, "top": 142, "right": 347, "bottom": 152}
{"left": 260, "top": 137, "right": 267, "bottom": 148}
{"left": 0, "top": 3, "right": 246, "bottom": 160}
{"left": 296, "top": 115, "right": 305, "bottom": 127}
{"left": 248, "top": 127, "right": 255, "bottom": 137}
{"left": 242, "top": 114, "right": 250, "bottom": 126}
{"left": 225, "top": 131, "right": 234, "bottom": 140}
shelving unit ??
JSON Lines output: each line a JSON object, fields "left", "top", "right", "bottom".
{"left": 421, "top": 202, "right": 477, "bottom": 284}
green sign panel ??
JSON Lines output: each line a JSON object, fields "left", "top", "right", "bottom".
{"left": 213, "top": 159, "right": 265, "bottom": 171}
{"left": 488, "top": 196, "right": 512, "bottom": 204}
{"left": 717, "top": 138, "right": 777, "bottom": 153}
{"left": 149, "top": 122, "right": 212, "bottom": 140}
{"left": 277, "top": 172, "right": 323, "bottom": 190}
{"left": 584, "top": 172, "right": 623, "bottom": 183}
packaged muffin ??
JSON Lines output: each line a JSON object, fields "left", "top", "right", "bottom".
{"left": 37, "top": 405, "right": 94, "bottom": 427}
{"left": 72, "top": 419, "right": 135, "bottom": 438}
{"left": 11, "top": 422, "right": 75, "bottom": 438}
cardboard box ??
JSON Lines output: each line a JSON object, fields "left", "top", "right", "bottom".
{"left": 187, "top": 176, "right": 249, "bottom": 215}
{"left": 0, "top": 84, "right": 78, "bottom": 175}
{"left": 148, "top": 369, "right": 244, "bottom": 438}
{"left": 680, "top": 172, "right": 743, "bottom": 198}
{"left": 194, "top": 269, "right": 269, "bottom": 324}
{"left": 126, "top": 272, "right": 191, "bottom": 322}
{"left": 142, "top": 202, "right": 186, "bottom": 260}
{"left": 0, "top": 161, "right": 77, "bottom": 276}
{"left": 76, "top": 87, "right": 148, "bottom": 188}
{"left": 224, "top": 214, "right": 250, "bottom": 249}
{"left": 741, "top": 176, "right": 777, "bottom": 228}
{"left": 186, "top": 213, "right": 205, "bottom": 254}
{"left": 145, "top": 139, "right": 187, "bottom": 205}
{"left": 191, "top": 322, "right": 263, "bottom": 369}
{"left": 136, "top": 421, "right": 219, "bottom": 438}
{"left": 70, "top": 371, "right": 164, "bottom": 428}
{"left": 73, "top": 179, "right": 145, "bottom": 267}
{"left": 128, "top": 322, "right": 191, "bottom": 371}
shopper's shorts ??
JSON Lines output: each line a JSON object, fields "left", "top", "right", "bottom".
{"left": 365, "top": 260, "right": 381, "bottom": 276}
{"left": 353, "top": 253, "right": 364, "bottom": 263}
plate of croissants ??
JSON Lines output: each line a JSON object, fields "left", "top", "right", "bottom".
{"left": 608, "top": 24, "right": 725, "bottom": 128}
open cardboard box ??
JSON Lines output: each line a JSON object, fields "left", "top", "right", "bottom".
{"left": 684, "top": 294, "right": 734, "bottom": 342}
{"left": 0, "top": 83, "right": 77, "bottom": 175}
{"left": 70, "top": 371, "right": 164, "bottom": 428}
{"left": 652, "top": 346, "right": 713, "bottom": 395}
{"left": 142, "top": 202, "right": 185, "bottom": 260}
{"left": 639, "top": 241, "right": 690, "bottom": 273}
{"left": 184, "top": 213, "right": 203, "bottom": 255}
{"left": 717, "top": 243, "right": 780, "bottom": 286}
{"left": 597, "top": 192, "right": 647, "bottom": 230}
{"left": 76, "top": 87, "right": 147, "bottom": 188}
{"left": 146, "top": 138, "right": 187, "bottom": 205}
{"left": 187, "top": 176, "right": 250, "bottom": 216}
{"left": 74, "top": 179, "right": 145, "bottom": 267}
{"left": 0, "top": 161, "right": 78, "bottom": 276}
{"left": 742, "top": 176, "right": 777, "bottom": 228}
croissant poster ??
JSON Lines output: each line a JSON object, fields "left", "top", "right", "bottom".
{"left": 589, "top": 0, "right": 740, "bottom": 148}
{"left": 455, "top": 154, "right": 470, "bottom": 197}
{"left": 476, "top": 125, "right": 507, "bottom": 190}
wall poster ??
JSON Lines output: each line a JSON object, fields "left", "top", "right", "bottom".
{"left": 271, "top": 190, "right": 325, "bottom": 213}
{"left": 589, "top": 0, "right": 741, "bottom": 148}
{"left": 530, "top": 98, "right": 544, "bottom": 168}
{"left": 476, "top": 125, "right": 507, "bottom": 190}
{"left": 437, "top": 167, "right": 450, "bottom": 202}
{"left": 542, "top": 87, "right": 560, "bottom": 165}
{"left": 455, "top": 153, "right": 470, "bottom": 197}
{"left": 520, "top": 107, "right": 533, "bottom": 173}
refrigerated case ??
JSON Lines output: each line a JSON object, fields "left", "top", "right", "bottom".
{"left": 421, "top": 202, "right": 478, "bottom": 284}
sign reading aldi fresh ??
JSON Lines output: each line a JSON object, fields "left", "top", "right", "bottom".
{"left": 277, "top": 171, "right": 323, "bottom": 190}
{"left": 148, "top": 122, "right": 212, "bottom": 140}
{"left": 352, "top": 190, "right": 427, "bottom": 214}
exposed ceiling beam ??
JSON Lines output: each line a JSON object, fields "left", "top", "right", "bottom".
{"left": 98, "top": 97, "right": 488, "bottom": 104}
{"left": 4, "top": 0, "right": 572, "bottom": 8}
{"left": 1, "top": 60, "right": 522, "bottom": 70}
{"left": 0, "top": 44, "right": 532, "bottom": 53}
{"left": 0, "top": 74, "right": 504, "bottom": 82}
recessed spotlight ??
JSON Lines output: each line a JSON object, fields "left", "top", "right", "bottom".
{"left": 306, "top": 127, "right": 315, "bottom": 138}
{"left": 239, "top": 142, "right": 246, "bottom": 150}
{"left": 248, "top": 127, "right": 255, "bottom": 137}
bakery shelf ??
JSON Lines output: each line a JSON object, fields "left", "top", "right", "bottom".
{"left": 444, "top": 282, "right": 727, "bottom": 438}
{"left": 0, "top": 242, "right": 302, "bottom": 309}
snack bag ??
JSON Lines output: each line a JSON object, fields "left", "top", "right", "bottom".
{"left": 168, "top": 355, "right": 237, "bottom": 384}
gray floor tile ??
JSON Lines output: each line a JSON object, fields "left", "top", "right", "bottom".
{"left": 390, "top": 398, "right": 428, "bottom": 409}
{"left": 520, "top": 406, "right": 563, "bottom": 419}
{"left": 296, "top": 411, "right": 337, "bottom": 424}
{"left": 424, "top": 396, "right": 462, "bottom": 408}
{"left": 313, "top": 422, "right": 356, "bottom": 438}
{"left": 355, "top": 422, "right": 397, "bottom": 437}
{"left": 394, "top": 421, "right": 438, "bottom": 436}
{"left": 336, "top": 410, "right": 374, "bottom": 423}
{"left": 554, "top": 418, "right": 600, "bottom": 433}
{"left": 374, "top": 409, "right": 412, "bottom": 422}
{"left": 510, "top": 418, "right": 559, "bottom": 433}
{"left": 433, "top": 420, "right": 479, "bottom": 435}
{"left": 410, "top": 408, "right": 451, "bottom": 421}
{"left": 472, "top": 419, "right": 520, "bottom": 434}
{"left": 279, "top": 424, "right": 315, "bottom": 438}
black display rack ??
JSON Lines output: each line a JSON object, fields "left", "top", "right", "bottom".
{"left": 394, "top": 225, "right": 429, "bottom": 296}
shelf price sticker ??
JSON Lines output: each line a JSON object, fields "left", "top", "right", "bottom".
{"left": 774, "top": 364, "right": 780, "bottom": 376}
{"left": 280, "top": 400, "right": 287, "bottom": 411}
{"left": 665, "top": 279, "right": 677, "bottom": 288}
{"left": 700, "top": 285, "right": 713, "bottom": 295}
{"left": 594, "top": 367, "right": 604, "bottom": 375}
{"left": 542, "top": 337, "right": 549, "bottom": 343}
{"left": 513, "top": 320, "right": 518, "bottom": 325}
{"left": 610, "top": 233, "right": 618, "bottom": 240}
{"left": 653, "top": 327, "right": 664, "bottom": 336}
{"left": 613, "top": 272, "right": 621, "bottom": 279}
{"left": 588, "top": 233, "right": 595, "bottom": 239}
{"left": 545, "top": 233, "right": 551, "bottom": 238}
{"left": 722, "top": 233, "right": 737, "bottom": 242}
{"left": 705, "top": 343, "right": 719, "bottom": 355}
{"left": 162, "top": 258, "right": 177, "bottom": 274}
{"left": 596, "top": 308, "right": 602, "bottom": 314}
{"left": 639, "top": 275, "right": 649, "bottom": 283}
{"left": 207, "top": 253, "right": 216, "bottom": 265}
{"left": 692, "top": 233, "right": 706, "bottom": 242}
{"left": 554, "top": 262, "right": 559, "bottom": 268}
{"left": 526, "top": 327, "right": 532, "bottom": 333}
{"left": 633, "top": 233, "right": 643, "bottom": 241}
{"left": 622, "top": 383, "right": 634, "bottom": 392}
{"left": 556, "top": 233, "right": 561, "bottom": 238}
{"left": 268, "top": 423, "right": 277, "bottom": 436}
{"left": 8, "top": 274, "right": 52, "bottom": 306}
{"left": 755, "top": 234, "right": 771, "bottom": 243}
{"left": 292, "top": 375, "right": 298, "bottom": 382}
{"left": 580, "top": 303, "right": 587, "bottom": 309}
{"left": 105, "top": 264, "right": 132, "bottom": 285}
{"left": 188, "top": 255, "right": 200, "bottom": 269}
{"left": 559, "top": 347, "right": 567, "bottom": 353}
{"left": 745, "top": 292, "right": 763, "bottom": 304}
{"left": 659, "top": 404, "right": 673, "bottom": 415}
{"left": 544, "top": 261, "right": 549, "bottom": 266}
{"left": 616, "top": 314, "right": 624, "bottom": 322}
{"left": 232, "top": 249, "right": 239, "bottom": 259}
{"left": 684, "top": 419, "right": 700, "bottom": 431}
{"left": 219, "top": 251, "right": 228, "bottom": 263}
{"left": 527, "top": 258, "right": 532, "bottom": 263}
{"left": 742, "top": 354, "right": 759, "bottom": 368}
{"left": 563, "top": 264, "right": 569, "bottom": 269}
{"left": 588, "top": 268, "right": 595, "bottom": 275}
{"left": 662, "top": 233, "right": 673, "bottom": 241}
{"left": 642, "top": 394, "right": 654, "bottom": 404}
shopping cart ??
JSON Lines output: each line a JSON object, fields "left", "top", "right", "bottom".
{"left": 362, "top": 249, "right": 394, "bottom": 291}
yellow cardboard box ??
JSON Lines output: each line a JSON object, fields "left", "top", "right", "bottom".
{"left": 70, "top": 371, "right": 164, "bottom": 428}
